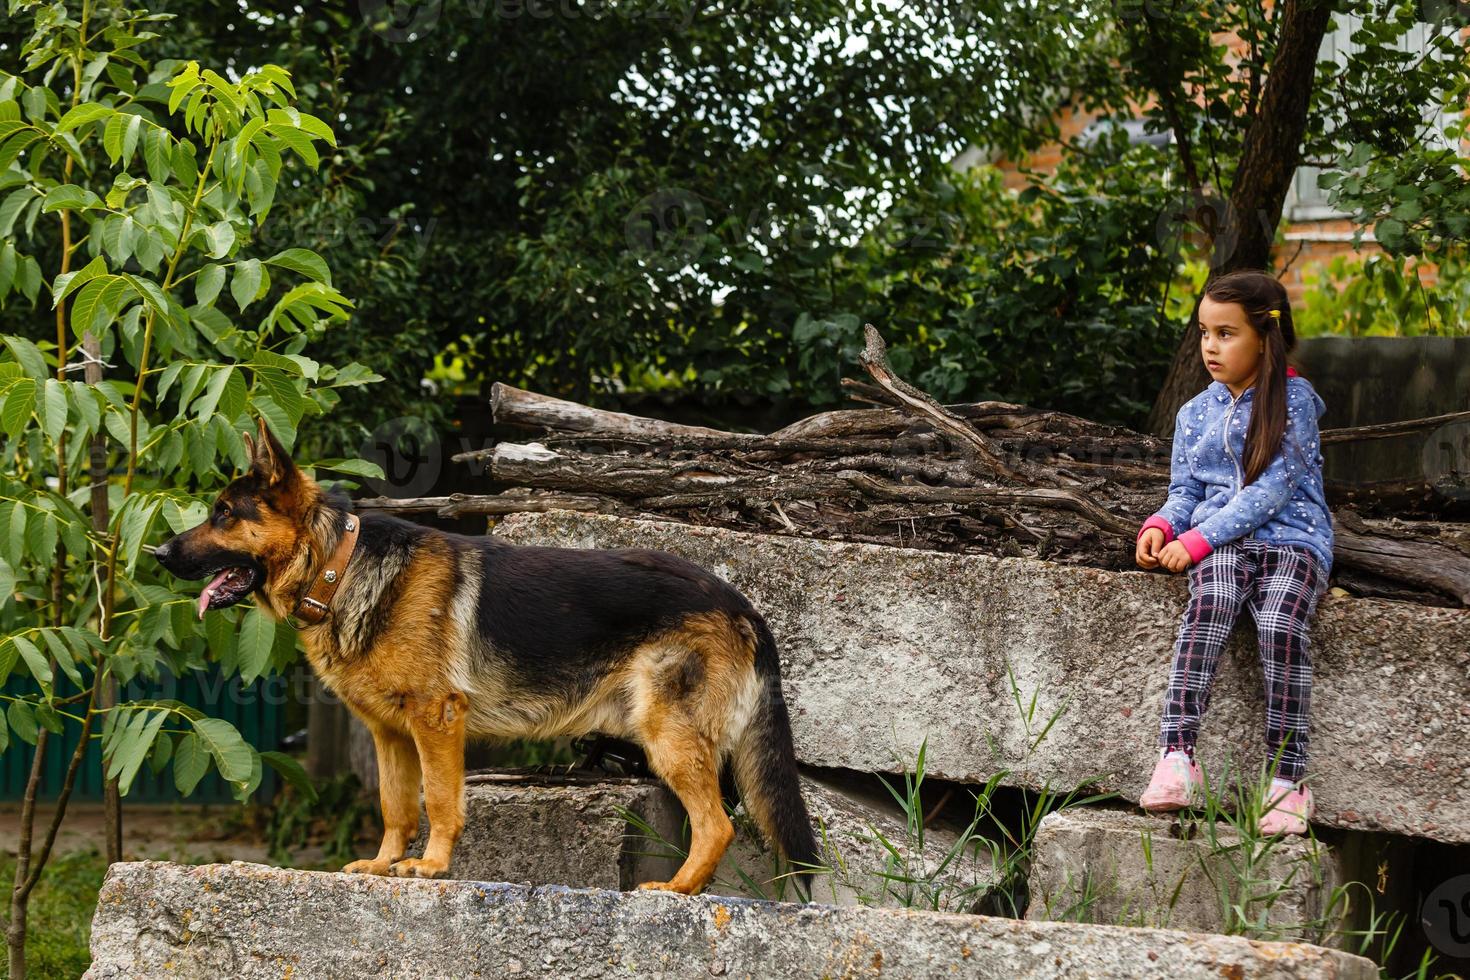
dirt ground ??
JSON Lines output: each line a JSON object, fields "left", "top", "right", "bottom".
{"left": 0, "top": 802, "right": 342, "bottom": 868}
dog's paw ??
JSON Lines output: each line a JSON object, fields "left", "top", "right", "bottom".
{"left": 342, "top": 858, "right": 392, "bottom": 876}
{"left": 389, "top": 857, "right": 448, "bottom": 879}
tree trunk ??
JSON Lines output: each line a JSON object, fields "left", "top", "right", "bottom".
{"left": 1145, "top": 0, "right": 1338, "bottom": 435}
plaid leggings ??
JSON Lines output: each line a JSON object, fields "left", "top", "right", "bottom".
{"left": 1158, "top": 538, "right": 1329, "bottom": 782}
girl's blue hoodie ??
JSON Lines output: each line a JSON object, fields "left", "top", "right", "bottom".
{"left": 1138, "top": 366, "right": 1335, "bottom": 578}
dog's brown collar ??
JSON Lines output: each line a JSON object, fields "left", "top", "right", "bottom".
{"left": 291, "top": 514, "right": 360, "bottom": 627}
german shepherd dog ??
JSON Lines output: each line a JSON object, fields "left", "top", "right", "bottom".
{"left": 153, "top": 417, "right": 820, "bottom": 898}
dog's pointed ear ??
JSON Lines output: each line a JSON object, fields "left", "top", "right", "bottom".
{"left": 246, "top": 416, "right": 297, "bottom": 486}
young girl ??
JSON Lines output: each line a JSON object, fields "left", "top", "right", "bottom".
{"left": 1134, "top": 270, "right": 1334, "bottom": 835}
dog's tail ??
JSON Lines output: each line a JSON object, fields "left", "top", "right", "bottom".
{"left": 730, "top": 611, "right": 821, "bottom": 902}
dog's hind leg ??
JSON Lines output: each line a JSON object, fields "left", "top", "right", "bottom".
{"left": 636, "top": 722, "right": 733, "bottom": 896}
{"left": 390, "top": 691, "right": 468, "bottom": 879}
{"left": 344, "top": 725, "right": 421, "bottom": 876}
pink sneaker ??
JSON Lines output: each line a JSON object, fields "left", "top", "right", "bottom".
{"left": 1258, "top": 784, "right": 1313, "bottom": 835}
{"left": 1140, "top": 750, "right": 1204, "bottom": 812}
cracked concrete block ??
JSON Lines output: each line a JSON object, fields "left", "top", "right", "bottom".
{"left": 710, "top": 771, "right": 1002, "bottom": 910}
{"left": 397, "top": 769, "right": 997, "bottom": 911}
{"left": 401, "top": 772, "right": 683, "bottom": 890}
{"left": 1026, "top": 809, "right": 1348, "bottom": 946}
{"left": 84, "top": 861, "right": 1378, "bottom": 979}
{"left": 494, "top": 513, "right": 1470, "bottom": 844}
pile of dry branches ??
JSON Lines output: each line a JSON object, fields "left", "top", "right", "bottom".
{"left": 362, "top": 326, "right": 1470, "bottom": 608}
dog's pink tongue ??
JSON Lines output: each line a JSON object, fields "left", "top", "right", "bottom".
{"left": 197, "top": 569, "right": 233, "bottom": 620}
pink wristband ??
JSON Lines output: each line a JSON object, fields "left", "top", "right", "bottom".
{"left": 1177, "top": 529, "right": 1213, "bottom": 564}
{"left": 1137, "top": 515, "right": 1175, "bottom": 544}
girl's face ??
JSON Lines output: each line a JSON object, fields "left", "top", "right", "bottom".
{"left": 1198, "top": 295, "right": 1263, "bottom": 396}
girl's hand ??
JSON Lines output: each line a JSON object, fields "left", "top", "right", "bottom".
{"left": 1135, "top": 528, "right": 1165, "bottom": 569}
{"left": 1158, "top": 540, "right": 1194, "bottom": 573}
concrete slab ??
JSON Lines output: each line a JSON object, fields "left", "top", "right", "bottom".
{"left": 84, "top": 861, "right": 1378, "bottom": 979}
{"left": 1026, "top": 809, "right": 1348, "bottom": 945}
{"left": 403, "top": 772, "right": 683, "bottom": 890}
{"left": 494, "top": 513, "right": 1470, "bottom": 844}
{"left": 396, "top": 770, "right": 998, "bottom": 911}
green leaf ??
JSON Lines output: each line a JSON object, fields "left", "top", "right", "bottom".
{"left": 3, "top": 378, "right": 35, "bottom": 437}
{"left": 233, "top": 748, "right": 264, "bottom": 802}
{"left": 53, "top": 255, "right": 108, "bottom": 306}
{"left": 230, "top": 258, "right": 263, "bottom": 311}
{"left": 0, "top": 557, "right": 15, "bottom": 613}
{"left": 261, "top": 750, "right": 317, "bottom": 802}
{"left": 54, "top": 102, "right": 113, "bottom": 133}
{"left": 41, "top": 184, "right": 101, "bottom": 212}
{"left": 143, "top": 127, "right": 172, "bottom": 183}
{"left": 250, "top": 393, "right": 296, "bottom": 447}
{"left": 267, "top": 107, "right": 336, "bottom": 146}
{"left": 106, "top": 708, "right": 152, "bottom": 780}
{"left": 219, "top": 367, "right": 248, "bottom": 421}
{"left": 199, "top": 220, "right": 236, "bottom": 260}
{"left": 35, "top": 702, "right": 64, "bottom": 735}
{"left": 264, "top": 247, "right": 331, "bottom": 285}
{"left": 8, "top": 699, "right": 37, "bottom": 745}
{"left": 192, "top": 716, "right": 253, "bottom": 782}
{"left": 266, "top": 123, "right": 319, "bottom": 169}
{"left": 238, "top": 605, "right": 275, "bottom": 684}
{"left": 192, "top": 365, "right": 232, "bottom": 420}
{"left": 0, "top": 132, "right": 41, "bottom": 173}
{"left": 167, "top": 63, "right": 200, "bottom": 115}
{"left": 3, "top": 335, "right": 48, "bottom": 380}
{"left": 319, "top": 458, "right": 385, "bottom": 480}
{"left": 118, "top": 497, "right": 161, "bottom": 577}
{"left": 39, "top": 628, "right": 82, "bottom": 689}
{"left": 39, "top": 377, "right": 67, "bottom": 444}
{"left": 195, "top": 264, "right": 225, "bottom": 307}
{"left": 0, "top": 241, "right": 15, "bottom": 294}
{"left": 173, "top": 731, "right": 208, "bottom": 795}
{"left": 0, "top": 188, "right": 36, "bottom": 237}
{"left": 118, "top": 709, "right": 169, "bottom": 794}
{"left": 121, "top": 113, "right": 144, "bottom": 167}
{"left": 70, "top": 275, "right": 136, "bottom": 339}
{"left": 149, "top": 731, "right": 174, "bottom": 774}
{"left": 13, "top": 635, "right": 51, "bottom": 689}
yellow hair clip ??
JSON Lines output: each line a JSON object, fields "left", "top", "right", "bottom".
{"left": 1268, "top": 309, "right": 1281, "bottom": 319}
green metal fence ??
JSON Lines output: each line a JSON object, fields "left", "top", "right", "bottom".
{"left": 2, "top": 666, "right": 283, "bottom": 804}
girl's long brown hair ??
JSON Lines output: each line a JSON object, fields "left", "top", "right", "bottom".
{"left": 1202, "top": 270, "right": 1300, "bottom": 486}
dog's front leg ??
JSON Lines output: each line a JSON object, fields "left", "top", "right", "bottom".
{"left": 389, "top": 691, "right": 468, "bottom": 879}
{"left": 344, "top": 725, "right": 421, "bottom": 875}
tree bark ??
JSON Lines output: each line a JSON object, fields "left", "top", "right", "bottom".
{"left": 1145, "top": 0, "right": 1338, "bottom": 436}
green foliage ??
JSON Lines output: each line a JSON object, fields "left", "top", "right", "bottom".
{"left": 0, "top": 0, "right": 376, "bottom": 826}
{"left": 0, "top": 848, "right": 107, "bottom": 978}
{"left": 5, "top": 0, "right": 1452, "bottom": 426}
{"left": 1315, "top": 6, "right": 1470, "bottom": 257}
{"left": 1295, "top": 249, "right": 1470, "bottom": 337}
{"left": 265, "top": 770, "right": 373, "bottom": 866}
